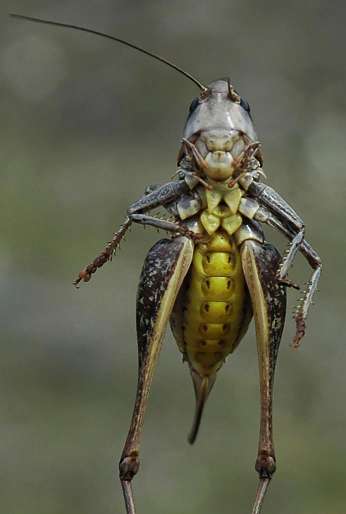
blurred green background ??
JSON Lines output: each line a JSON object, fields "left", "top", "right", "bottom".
{"left": 1, "top": 1, "right": 346, "bottom": 513}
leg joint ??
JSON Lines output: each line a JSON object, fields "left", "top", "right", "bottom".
{"left": 313, "top": 255, "right": 322, "bottom": 268}
{"left": 127, "top": 206, "right": 140, "bottom": 216}
{"left": 255, "top": 453, "right": 276, "bottom": 479}
{"left": 119, "top": 452, "right": 140, "bottom": 481}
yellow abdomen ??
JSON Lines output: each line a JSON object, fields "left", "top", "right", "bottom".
{"left": 182, "top": 229, "right": 247, "bottom": 377}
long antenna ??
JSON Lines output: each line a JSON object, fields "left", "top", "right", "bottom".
{"left": 10, "top": 13, "right": 206, "bottom": 91}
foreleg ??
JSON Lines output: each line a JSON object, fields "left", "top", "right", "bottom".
{"left": 74, "top": 179, "right": 189, "bottom": 285}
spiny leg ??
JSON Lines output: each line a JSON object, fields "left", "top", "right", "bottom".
{"left": 74, "top": 216, "right": 132, "bottom": 286}
{"left": 119, "top": 237, "right": 193, "bottom": 514}
{"left": 245, "top": 180, "right": 322, "bottom": 346}
{"left": 277, "top": 228, "right": 305, "bottom": 282}
{"left": 292, "top": 259, "right": 321, "bottom": 347}
{"left": 74, "top": 179, "right": 189, "bottom": 285}
{"left": 248, "top": 182, "right": 306, "bottom": 286}
{"left": 241, "top": 240, "right": 287, "bottom": 514}
{"left": 261, "top": 212, "right": 321, "bottom": 347}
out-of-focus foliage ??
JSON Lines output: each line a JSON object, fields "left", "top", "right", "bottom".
{"left": 1, "top": 1, "right": 345, "bottom": 513}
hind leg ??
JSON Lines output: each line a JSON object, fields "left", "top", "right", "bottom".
{"left": 241, "top": 240, "right": 287, "bottom": 514}
{"left": 119, "top": 237, "right": 193, "bottom": 514}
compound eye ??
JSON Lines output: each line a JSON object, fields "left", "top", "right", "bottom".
{"left": 240, "top": 97, "right": 251, "bottom": 114}
{"left": 188, "top": 97, "right": 199, "bottom": 116}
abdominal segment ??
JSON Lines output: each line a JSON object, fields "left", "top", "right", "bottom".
{"left": 180, "top": 230, "right": 249, "bottom": 377}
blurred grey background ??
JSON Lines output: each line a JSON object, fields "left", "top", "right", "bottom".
{"left": 1, "top": 1, "right": 346, "bottom": 513}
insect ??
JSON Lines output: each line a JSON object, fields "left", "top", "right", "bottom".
{"left": 11, "top": 13, "right": 322, "bottom": 514}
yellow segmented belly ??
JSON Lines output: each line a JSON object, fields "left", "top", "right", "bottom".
{"left": 182, "top": 229, "right": 246, "bottom": 376}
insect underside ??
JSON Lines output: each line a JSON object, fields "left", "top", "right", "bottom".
{"left": 171, "top": 188, "right": 251, "bottom": 440}
{"left": 76, "top": 81, "right": 321, "bottom": 514}
{"left": 10, "top": 13, "right": 322, "bottom": 514}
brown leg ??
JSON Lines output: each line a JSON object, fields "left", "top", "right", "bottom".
{"left": 74, "top": 216, "right": 132, "bottom": 286}
{"left": 119, "top": 237, "right": 194, "bottom": 514}
{"left": 74, "top": 179, "right": 189, "bottom": 286}
{"left": 241, "top": 240, "right": 286, "bottom": 514}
